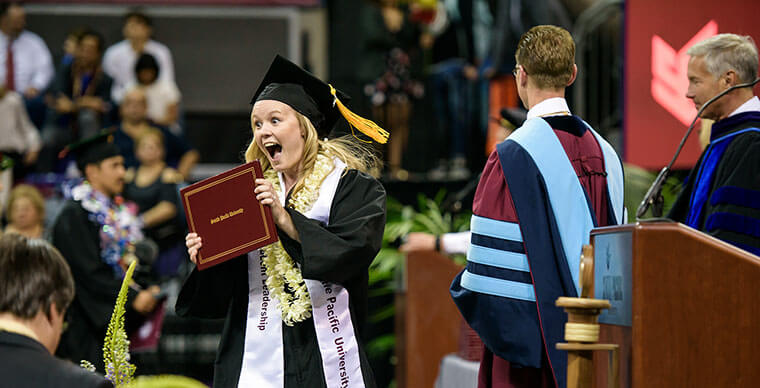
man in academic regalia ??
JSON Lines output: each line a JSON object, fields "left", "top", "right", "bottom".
{"left": 50, "top": 131, "right": 160, "bottom": 371}
{"left": 450, "top": 25, "right": 625, "bottom": 388}
{"left": 668, "top": 33, "right": 760, "bottom": 256}
{"left": 0, "top": 233, "right": 112, "bottom": 387}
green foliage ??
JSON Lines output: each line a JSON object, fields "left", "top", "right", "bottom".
{"left": 103, "top": 260, "right": 138, "bottom": 387}
{"left": 366, "top": 190, "right": 471, "bottom": 368}
{"left": 623, "top": 163, "right": 683, "bottom": 221}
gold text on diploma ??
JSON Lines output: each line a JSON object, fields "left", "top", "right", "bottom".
{"left": 210, "top": 208, "right": 245, "bottom": 225}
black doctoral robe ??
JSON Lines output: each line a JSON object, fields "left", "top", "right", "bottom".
{"left": 668, "top": 111, "right": 760, "bottom": 255}
{"left": 176, "top": 169, "right": 386, "bottom": 388}
{"left": 50, "top": 199, "right": 139, "bottom": 372}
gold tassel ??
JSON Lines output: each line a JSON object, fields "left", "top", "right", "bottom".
{"left": 329, "top": 84, "right": 389, "bottom": 144}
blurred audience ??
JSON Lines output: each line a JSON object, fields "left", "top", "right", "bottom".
{"left": 123, "top": 129, "right": 185, "bottom": 278}
{"left": 4, "top": 184, "right": 45, "bottom": 239}
{"left": 0, "top": 153, "right": 12, "bottom": 219}
{"left": 39, "top": 30, "right": 113, "bottom": 172}
{"left": 103, "top": 10, "right": 175, "bottom": 104}
{"left": 361, "top": 0, "right": 424, "bottom": 179}
{"left": 0, "top": 233, "right": 112, "bottom": 387}
{"left": 422, "top": 0, "right": 481, "bottom": 180}
{"left": 60, "top": 27, "right": 86, "bottom": 67}
{"left": 113, "top": 88, "right": 198, "bottom": 181}
{"left": 0, "top": 2, "right": 55, "bottom": 130}
{"left": 0, "top": 84, "right": 41, "bottom": 194}
{"left": 130, "top": 53, "right": 182, "bottom": 134}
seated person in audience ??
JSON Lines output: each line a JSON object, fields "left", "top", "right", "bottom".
{"left": 123, "top": 129, "right": 184, "bottom": 278}
{"left": 4, "top": 184, "right": 45, "bottom": 239}
{"left": 0, "top": 233, "right": 112, "bottom": 388}
{"left": 103, "top": 10, "right": 175, "bottom": 104}
{"left": 0, "top": 153, "right": 12, "bottom": 219}
{"left": 60, "top": 27, "right": 86, "bottom": 67}
{"left": 0, "top": 83, "right": 40, "bottom": 189}
{"left": 112, "top": 88, "right": 198, "bottom": 181}
{"left": 40, "top": 30, "right": 113, "bottom": 172}
{"left": 129, "top": 53, "right": 181, "bottom": 133}
{"left": 0, "top": 2, "right": 55, "bottom": 130}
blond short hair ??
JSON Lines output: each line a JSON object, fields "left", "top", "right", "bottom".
{"left": 515, "top": 25, "right": 576, "bottom": 89}
{"left": 687, "top": 33, "right": 759, "bottom": 83}
{"left": 6, "top": 184, "right": 45, "bottom": 223}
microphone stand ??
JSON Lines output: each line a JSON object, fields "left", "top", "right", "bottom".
{"left": 636, "top": 78, "right": 760, "bottom": 219}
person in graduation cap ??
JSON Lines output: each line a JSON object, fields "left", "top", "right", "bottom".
{"left": 668, "top": 33, "right": 760, "bottom": 256}
{"left": 49, "top": 130, "right": 161, "bottom": 372}
{"left": 449, "top": 25, "right": 625, "bottom": 388}
{"left": 178, "top": 55, "right": 387, "bottom": 388}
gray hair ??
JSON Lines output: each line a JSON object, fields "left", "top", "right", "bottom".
{"left": 687, "top": 33, "right": 759, "bottom": 83}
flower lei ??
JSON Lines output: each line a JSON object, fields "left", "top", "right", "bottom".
{"left": 70, "top": 181, "right": 143, "bottom": 277}
{"left": 261, "top": 152, "right": 335, "bottom": 326}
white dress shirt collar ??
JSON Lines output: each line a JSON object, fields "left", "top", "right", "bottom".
{"left": 728, "top": 95, "right": 760, "bottom": 117}
{"left": 526, "top": 97, "right": 572, "bottom": 119}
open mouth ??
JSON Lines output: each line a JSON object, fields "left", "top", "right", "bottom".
{"left": 264, "top": 142, "right": 282, "bottom": 159}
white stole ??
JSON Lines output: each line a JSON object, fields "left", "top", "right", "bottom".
{"left": 238, "top": 159, "right": 366, "bottom": 388}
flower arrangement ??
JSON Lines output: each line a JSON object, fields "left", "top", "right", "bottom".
{"left": 103, "top": 260, "right": 137, "bottom": 386}
{"left": 80, "top": 260, "right": 137, "bottom": 387}
{"left": 260, "top": 151, "right": 334, "bottom": 326}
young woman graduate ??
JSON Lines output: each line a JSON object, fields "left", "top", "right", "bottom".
{"left": 178, "top": 55, "right": 389, "bottom": 388}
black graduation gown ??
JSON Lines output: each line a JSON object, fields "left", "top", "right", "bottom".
{"left": 176, "top": 169, "right": 386, "bottom": 388}
{"left": 669, "top": 113, "right": 760, "bottom": 254}
{"left": 50, "top": 199, "right": 138, "bottom": 372}
{"left": 0, "top": 331, "right": 113, "bottom": 388}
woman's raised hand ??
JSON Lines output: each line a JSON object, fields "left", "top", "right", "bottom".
{"left": 254, "top": 178, "right": 287, "bottom": 226}
{"left": 254, "top": 178, "right": 300, "bottom": 241}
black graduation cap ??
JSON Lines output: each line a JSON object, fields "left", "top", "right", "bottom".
{"left": 59, "top": 129, "right": 121, "bottom": 172}
{"left": 251, "top": 55, "right": 388, "bottom": 143}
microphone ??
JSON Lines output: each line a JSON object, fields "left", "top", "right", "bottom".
{"left": 636, "top": 77, "right": 760, "bottom": 219}
{"left": 500, "top": 107, "right": 528, "bottom": 128}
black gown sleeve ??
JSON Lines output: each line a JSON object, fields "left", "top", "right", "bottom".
{"left": 278, "top": 169, "right": 386, "bottom": 285}
{"left": 51, "top": 201, "right": 138, "bottom": 330}
{"left": 702, "top": 132, "right": 760, "bottom": 248}
{"left": 175, "top": 256, "right": 246, "bottom": 319}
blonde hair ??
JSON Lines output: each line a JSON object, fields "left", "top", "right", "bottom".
{"left": 515, "top": 25, "right": 576, "bottom": 90}
{"left": 6, "top": 184, "right": 45, "bottom": 223}
{"left": 244, "top": 111, "right": 382, "bottom": 202}
{"left": 687, "top": 33, "right": 759, "bottom": 83}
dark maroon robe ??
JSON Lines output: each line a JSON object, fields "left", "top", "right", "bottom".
{"left": 476, "top": 116, "right": 614, "bottom": 388}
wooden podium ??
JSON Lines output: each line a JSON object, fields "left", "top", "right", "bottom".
{"left": 586, "top": 222, "right": 760, "bottom": 387}
{"left": 395, "top": 250, "right": 464, "bottom": 388}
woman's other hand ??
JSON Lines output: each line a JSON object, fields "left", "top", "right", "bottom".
{"left": 186, "top": 233, "right": 202, "bottom": 265}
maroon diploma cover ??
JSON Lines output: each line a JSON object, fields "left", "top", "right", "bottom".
{"left": 180, "top": 160, "right": 278, "bottom": 270}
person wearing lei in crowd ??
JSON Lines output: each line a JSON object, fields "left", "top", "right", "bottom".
{"left": 178, "top": 55, "right": 388, "bottom": 388}
{"left": 50, "top": 131, "right": 161, "bottom": 372}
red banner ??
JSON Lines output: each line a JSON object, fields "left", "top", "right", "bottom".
{"left": 624, "top": 0, "right": 760, "bottom": 169}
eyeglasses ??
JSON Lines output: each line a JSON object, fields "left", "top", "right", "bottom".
{"left": 513, "top": 65, "right": 526, "bottom": 78}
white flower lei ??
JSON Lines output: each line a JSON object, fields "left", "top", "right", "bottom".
{"left": 261, "top": 151, "right": 335, "bottom": 326}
